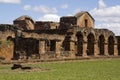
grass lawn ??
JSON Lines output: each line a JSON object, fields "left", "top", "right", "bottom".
{"left": 0, "top": 59, "right": 120, "bottom": 80}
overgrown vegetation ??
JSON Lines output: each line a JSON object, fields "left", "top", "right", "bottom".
{"left": 0, "top": 40, "right": 12, "bottom": 48}
{"left": 0, "top": 59, "right": 120, "bottom": 80}
{"left": 0, "top": 40, "right": 13, "bottom": 60}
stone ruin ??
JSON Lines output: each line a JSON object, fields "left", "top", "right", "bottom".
{"left": 0, "top": 11, "right": 120, "bottom": 60}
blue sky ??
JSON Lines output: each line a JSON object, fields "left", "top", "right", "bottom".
{"left": 0, "top": 0, "right": 120, "bottom": 35}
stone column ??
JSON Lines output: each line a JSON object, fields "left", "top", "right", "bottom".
{"left": 104, "top": 40, "right": 109, "bottom": 56}
{"left": 82, "top": 37, "right": 87, "bottom": 57}
{"left": 114, "top": 44, "right": 118, "bottom": 56}
{"left": 39, "top": 40, "right": 45, "bottom": 59}
{"left": 82, "top": 42, "right": 87, "bottom": 57}
{"left": 56, "top": 41, "right": 61, "bottom": 58}
{"left": 69, "top": 41, "right": 75, "bottom": 58}
{"left": 94, "top": 41, "right": 99, "bottom": 56}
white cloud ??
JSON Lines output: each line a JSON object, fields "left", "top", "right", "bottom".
{"left": 91, "top": 6, "right": 120, "bottom": 17}
{"left": 96, "top": 23, "right": 120, "bottom": 36}
{"left": 90, "top": 0, "right": 120, "bottom": 23}
{"left": 33, "top": 5, "right": 57, "bottom": 14}
{"left": 38, "top": 14, "right": 60, "bottom": 22}
{"left": 94, "top": 16, "right": 120, "bottom": 23}
{"left": 23, "top": 5, "right": 31, "bottom": 11}
{"left": 23, "top": 5, "right": 58, "bottom": 14}
{"left": 0, "top": 0, "right": 21, "bottom": 3}
{"left": 90, "top": 0, "right": 120, "bottom": 35}
{"left": 74, "top": 8, "right": 81, "bottom": 14}
{"left": 61, "top": 4, "right": 68, "bottom": 9}
{"left": 98, "top": 0, "right": 106, "bottom": 9}
{"left": 67, "top": 14, "right": 73, "bottom": 16}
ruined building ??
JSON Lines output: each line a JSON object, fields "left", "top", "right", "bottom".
{"left": 0, "top": 11, "right": 119, "bottom": 60}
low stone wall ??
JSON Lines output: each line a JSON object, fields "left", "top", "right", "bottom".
{"left": 40, "top": 51, "right": 75, "bottom": 60}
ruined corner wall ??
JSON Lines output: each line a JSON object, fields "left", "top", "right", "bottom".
{"left": 0, "top": 41, "right": 14, "bottom": 60}
{"left": 0, "top": 24, "right": 15, "bottom": 60}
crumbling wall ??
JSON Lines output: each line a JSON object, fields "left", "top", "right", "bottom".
{"left": 0, "top": 24, "right": 16, "bottom": 60}
{"left": 14, "top": 38, "right": 39, "bottom": 60}
{"left": 13, "top": 15, "right": 34, "bottom": 30}
{"left": 35, "top": 21, "right": 59, "bottom": 30}
{"left": 0, "top": 31, "right": 15, "bottom": 41}
{"left": 0, "top": 41, "right": 14, "bottom": 60}
{"left": 60, "top": 17, "right": 77, "bottom": 25}
{"left": 50, "top": 22, "right": 59, "bottom": 29}
{"left": 35, "top": 21, "right": 50, "bottom": 30}
{"left": 59, "top": 17, "right": 77, "bottom": 29}
{"left": 0, "top": 24, "right": 15, "bottom": 40}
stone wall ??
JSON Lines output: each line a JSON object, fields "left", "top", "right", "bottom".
{"left": 35, "top": 21, "right": 59, "bottom": 30}
{"left": 76, "top": 13, "right": 94, "bottom": 28}
{"left": 13, "top": 16, "right": 34, "bottom": 30}
{"left": 0, "top": 11, "right": 119, "bottom": 61}
{"left": 0, "top": 41, "right": 14, "bottom": 60}
{"left": 13, "top": 38, "right": 39, "bottom": 60}
{"left": 116, "top": 36, "right": 120, "bottom": 55}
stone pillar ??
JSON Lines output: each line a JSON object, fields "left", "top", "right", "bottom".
{"left": 82, "top": 42, "right": 87, "bottom": 57}
{"left": 94, "top": 41, "right": 99, "bottom": 56}
{"left": 104, "top": 40, "right": 109, "bottom": 56}
{"left": 56, "top": 41, "right": 61, "bottom": 58}
{"left": 39, "top": 40, "right": 45, "bottom": 59}
{"left": 82, "top": 37, "right": 87, "bottom": 57}
{"left": 69, "top": 41, "right": 75, "bottom": 58}
{"left": 114, "top": 44, "right": 118, "bottom": 56}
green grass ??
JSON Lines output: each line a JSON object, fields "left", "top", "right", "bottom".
{"left": 0, "top": 59, "right": 120, "bottom": 80}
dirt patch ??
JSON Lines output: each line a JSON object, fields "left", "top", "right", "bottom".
{"left": 12, "top": 67, "right": 51, "bottom": 73}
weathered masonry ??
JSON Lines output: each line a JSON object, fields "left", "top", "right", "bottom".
{"left": 0, "top": 11, "right": 119, "bottom": 60}
{"left": 12, "top": 11, "right": 118, "bottom": 60}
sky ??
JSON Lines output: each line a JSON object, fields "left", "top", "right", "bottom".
{"left": 0, "top": 0, "right": 120, "bottom": 35}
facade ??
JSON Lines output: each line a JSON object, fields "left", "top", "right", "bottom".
{"left": 0, "top": 11, "right": 119, "bottom": 60}
{"left": 13, "top": 11, "right": 118, "bottom": 60}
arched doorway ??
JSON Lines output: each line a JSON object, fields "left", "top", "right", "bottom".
{"left": 87, "top": 33, "right": 95, "bottom": 56}
{"left": 108, "top": 36, "right": 114, "bottom": 55}
{"left": 98, "top": 35, "right": 105, "bottom": 55}
{"left": 76, "top": 34, "right": 83, "bottom": 56}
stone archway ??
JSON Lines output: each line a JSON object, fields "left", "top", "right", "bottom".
{"left": 87, "top": 33, "right": 95, "bottom": 56}
{"left": 108, "top": 36, "right": 114, "bottom": 55}
{"left": 98, "top": 35, "right": 105, "bottom": 55}
{"left": 76, "top": 34, "right": 83, "bottom": 56}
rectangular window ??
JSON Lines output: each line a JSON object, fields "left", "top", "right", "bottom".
{"left": 50, "top": 40, "right": 56, "bottom": 51}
